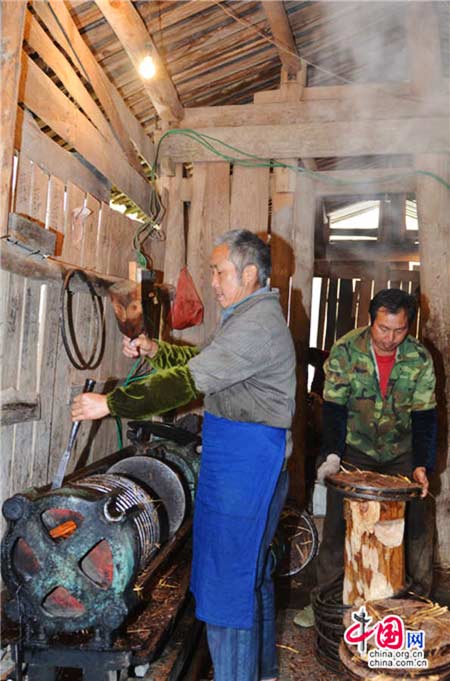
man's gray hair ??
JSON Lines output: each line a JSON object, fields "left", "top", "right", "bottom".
{"left": 214, "top": 229, "right": 271, "bottom": 286}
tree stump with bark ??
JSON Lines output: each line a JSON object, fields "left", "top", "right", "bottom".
{"left": 343, "top": 498, "right": 405, "bottom": 605}
{"left": 326, "top": 470, "right": 422, "bottom": 606}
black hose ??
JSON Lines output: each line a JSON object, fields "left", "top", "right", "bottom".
{"left": 60, "top": 269, "right": 105, "bottom": 370}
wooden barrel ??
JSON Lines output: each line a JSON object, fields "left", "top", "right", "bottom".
{"left": 326, "top": 470, "right": 422, "bottom": 605}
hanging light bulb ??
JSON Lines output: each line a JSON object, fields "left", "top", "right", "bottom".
{"left": 139, "top": 55, "right": 156, "bottom": 79}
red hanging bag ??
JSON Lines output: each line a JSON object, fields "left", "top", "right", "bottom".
{"left": 169, "top": 266, "right": 204, "bottom": 330}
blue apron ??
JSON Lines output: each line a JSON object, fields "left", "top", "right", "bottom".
{"left": 190, "top": 412, "right": 286, "bottom": 629}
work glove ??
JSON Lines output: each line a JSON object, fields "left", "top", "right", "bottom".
{"left": 316, "top": 453, "right": 341, "bottom": 483}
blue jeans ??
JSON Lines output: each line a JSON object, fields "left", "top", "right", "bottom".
{"left": 206, "top": 469, "right": 289, "bottom": 681}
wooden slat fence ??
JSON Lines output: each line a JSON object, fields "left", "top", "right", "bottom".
{"left": 0, "top": 152, "right": 148, "bottom": 524}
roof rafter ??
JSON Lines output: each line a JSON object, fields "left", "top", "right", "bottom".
{"left": 94, "top": 0, "right": 183, "bottom": 123}
{"left": 262, "top": 1, "right": 302, "bottom": 77}
{"left": 32, "top": 0, "right": 154, "bottom": 171}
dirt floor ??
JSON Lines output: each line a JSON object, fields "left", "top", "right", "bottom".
{"left": 274, "top": 558, "right": 342, "bottom": 681}
{"left": 276, "top": 609, "right": 341, "bottom": 681}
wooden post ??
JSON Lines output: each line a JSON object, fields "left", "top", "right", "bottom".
{"left": 415, "top": 154, "right": 450, "bottom": 567}
{"left": 289, "top": 173, "right": 316, "bottom": 505}
{"left": 356, "top": 280, "right": 372, "bottom": 327}
{"left": 270, "top": 159, "right": 297, "bottom": 318}
{"left": 0, "top": 0, "right": 27, "bottom": 235}
{"left": 183, "top": 162, "right": 230, "bottom": 347}
{"left": 229, "top": 166, "right": 270, "bottom": 234}
{"left": 94, "top": 0, "right": 183, "bottom": 122}
{"left": 406, "top": 3, "right": 443, "bottom": 96}
{"left": 343, "top": 498, "right": 406, "bottom": 605}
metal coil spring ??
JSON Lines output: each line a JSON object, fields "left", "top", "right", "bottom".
{"left": 73, "top": 474, "right": 160, "bottom": 569}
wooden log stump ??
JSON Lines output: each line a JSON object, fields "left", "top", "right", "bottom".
{"left": 343, "top": 498, "right": 405, "bottom": 605}
{"left": 326, "top": 470, "right": 422, "bottom": 607}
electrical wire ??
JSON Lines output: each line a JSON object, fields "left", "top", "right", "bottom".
{"left": 211, "top": 0, "right": 435, "bottom": 105}
{"left": 212, "top": 0, "right": 350, "bottom": 85}
{"left": 153, "top": 128, "right": 450, "bottom": 191}
{"left": 36, "top": 0, "right": 448, "bottom": 198}
{"left": 115, "top": 358, "right": 155, "bottom": 449}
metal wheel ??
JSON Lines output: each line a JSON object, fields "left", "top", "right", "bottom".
{"left": 273, "top": 505, "right": 319, "bottom": 577}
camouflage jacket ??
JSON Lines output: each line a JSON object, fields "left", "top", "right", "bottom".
{"left": 323, "top": 326, "right": 436, "bottom": 463}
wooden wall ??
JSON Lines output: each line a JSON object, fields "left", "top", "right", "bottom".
{"left": 0, "top": 1, "right": 161, "bottom": 524}
{"left": 0, "top": 148, "right": 143, "bottom": 527}
{"left": 314, "top": 268, "right": 421, "bottom": 352}
{"left": 162, "top": 162, "right": 293, "bottom": 346}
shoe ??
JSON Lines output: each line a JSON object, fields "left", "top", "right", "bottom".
{"left": 293, "top": 604, "right": 315, "bottom": 627}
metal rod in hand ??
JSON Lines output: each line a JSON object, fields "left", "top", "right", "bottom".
{"left": 51, "top": 378, "right": 96, "bottom": 489}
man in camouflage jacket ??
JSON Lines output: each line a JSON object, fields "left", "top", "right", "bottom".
{"left": 316, "top": 288, "right": 437, "bottom": 596}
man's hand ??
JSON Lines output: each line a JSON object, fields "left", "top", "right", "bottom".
{"left": 413, "top": 466, "right": 429, "bottom": 498}
{"left": 72, "top": 393, "right": 110, "bottom": 421}
{"left": 122, "top": 334, "right": 158, "bottom": 359}
{"left": 317, "top": 453, "right": 341, "bottom": 483}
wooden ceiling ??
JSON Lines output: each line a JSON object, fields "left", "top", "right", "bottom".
{"left": 17, "top": 0, "right": 447, "bottom": 218}
{"left": 67, "top": 0, "right": 449, "bottom": 136}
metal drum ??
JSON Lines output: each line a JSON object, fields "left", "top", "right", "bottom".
{"left": 144, "top": 441, "right": 200, "bottom": 508}
{"left": 270, "top": 504, "right": 319, "bottom": 577}
{"left": 108, "top": 456, "right": 187, "bottom": 537}
{"left": 1, "top": 454, "right": 187, "bottom": 637}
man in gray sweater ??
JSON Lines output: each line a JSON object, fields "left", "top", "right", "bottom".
{"left": 72, "top": 229, "right": 296, "bottom": 681}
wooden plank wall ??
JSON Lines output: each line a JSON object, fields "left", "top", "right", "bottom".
{"left": 167, "top": 163, "right": 274, "bottom": 348}
{"left": 315, "top": 269, "right": 421, "bottom": 351}
{"left": 0, "top": 151, "right": 145, "bottom": 520}
{"left": 1, "top": 0, "right": 163, "bottom": 515}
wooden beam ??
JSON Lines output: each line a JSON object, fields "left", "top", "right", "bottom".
{"left": 25, "top": 11, "right": 113, "bottom": 143}
{"left": 21, "top": 53, "right": 151, "bottom": 215}
{"left": 326, "top": 243, "right": 419, "bottom": 262}
{"left": 157, "top": 118, "right": 448, "bottom": 162}
{"left": 378, "top": 194, "right": 407, "bottom": 243}
{"left": 315, "top": 261, "right": 377, "bottom": 281}
{"left": 253, "top": 80, "right": 414, "bottom": 105}
{"left": 313, "top": 168, "right": 416, "bottom": 197}
{"left": 0, "top": 228, "right": 128, "bottom": 297}
{"left": 415, "top": 154, "right": 450, "bottom": 567}
{"left": 0, "top": 388, "right": 40, "bottom": 426}
{"left": 181, "top": 91, "right": 448, "bottom": 129}
{"left": 407, "top": 4, "right": 443, "bottom": 96}
{"left": 31, "top": 0, "right": 154, "bottom": 168}
{"left": 314, "top": 261, "right": 421, "bottom": 282}
{"left": 289, "top": 173, "right": 316, "bottom": 505}
{"left": 94, "top": 0, "right": 183, "bottom": 122}
{"left": 262, "top": 1, "right": 302, "bottom": 77}
{"left": 0, "top": 0, "right": 27, "bottom": 236}
{"left": 271, "top": 158, "right": 297, "bottom": 317}
{"left": 15, "top": 110, "right": 110, "bottom": 203}
{"left": 7, "top": 212, "right": 57, "bottom": 254}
